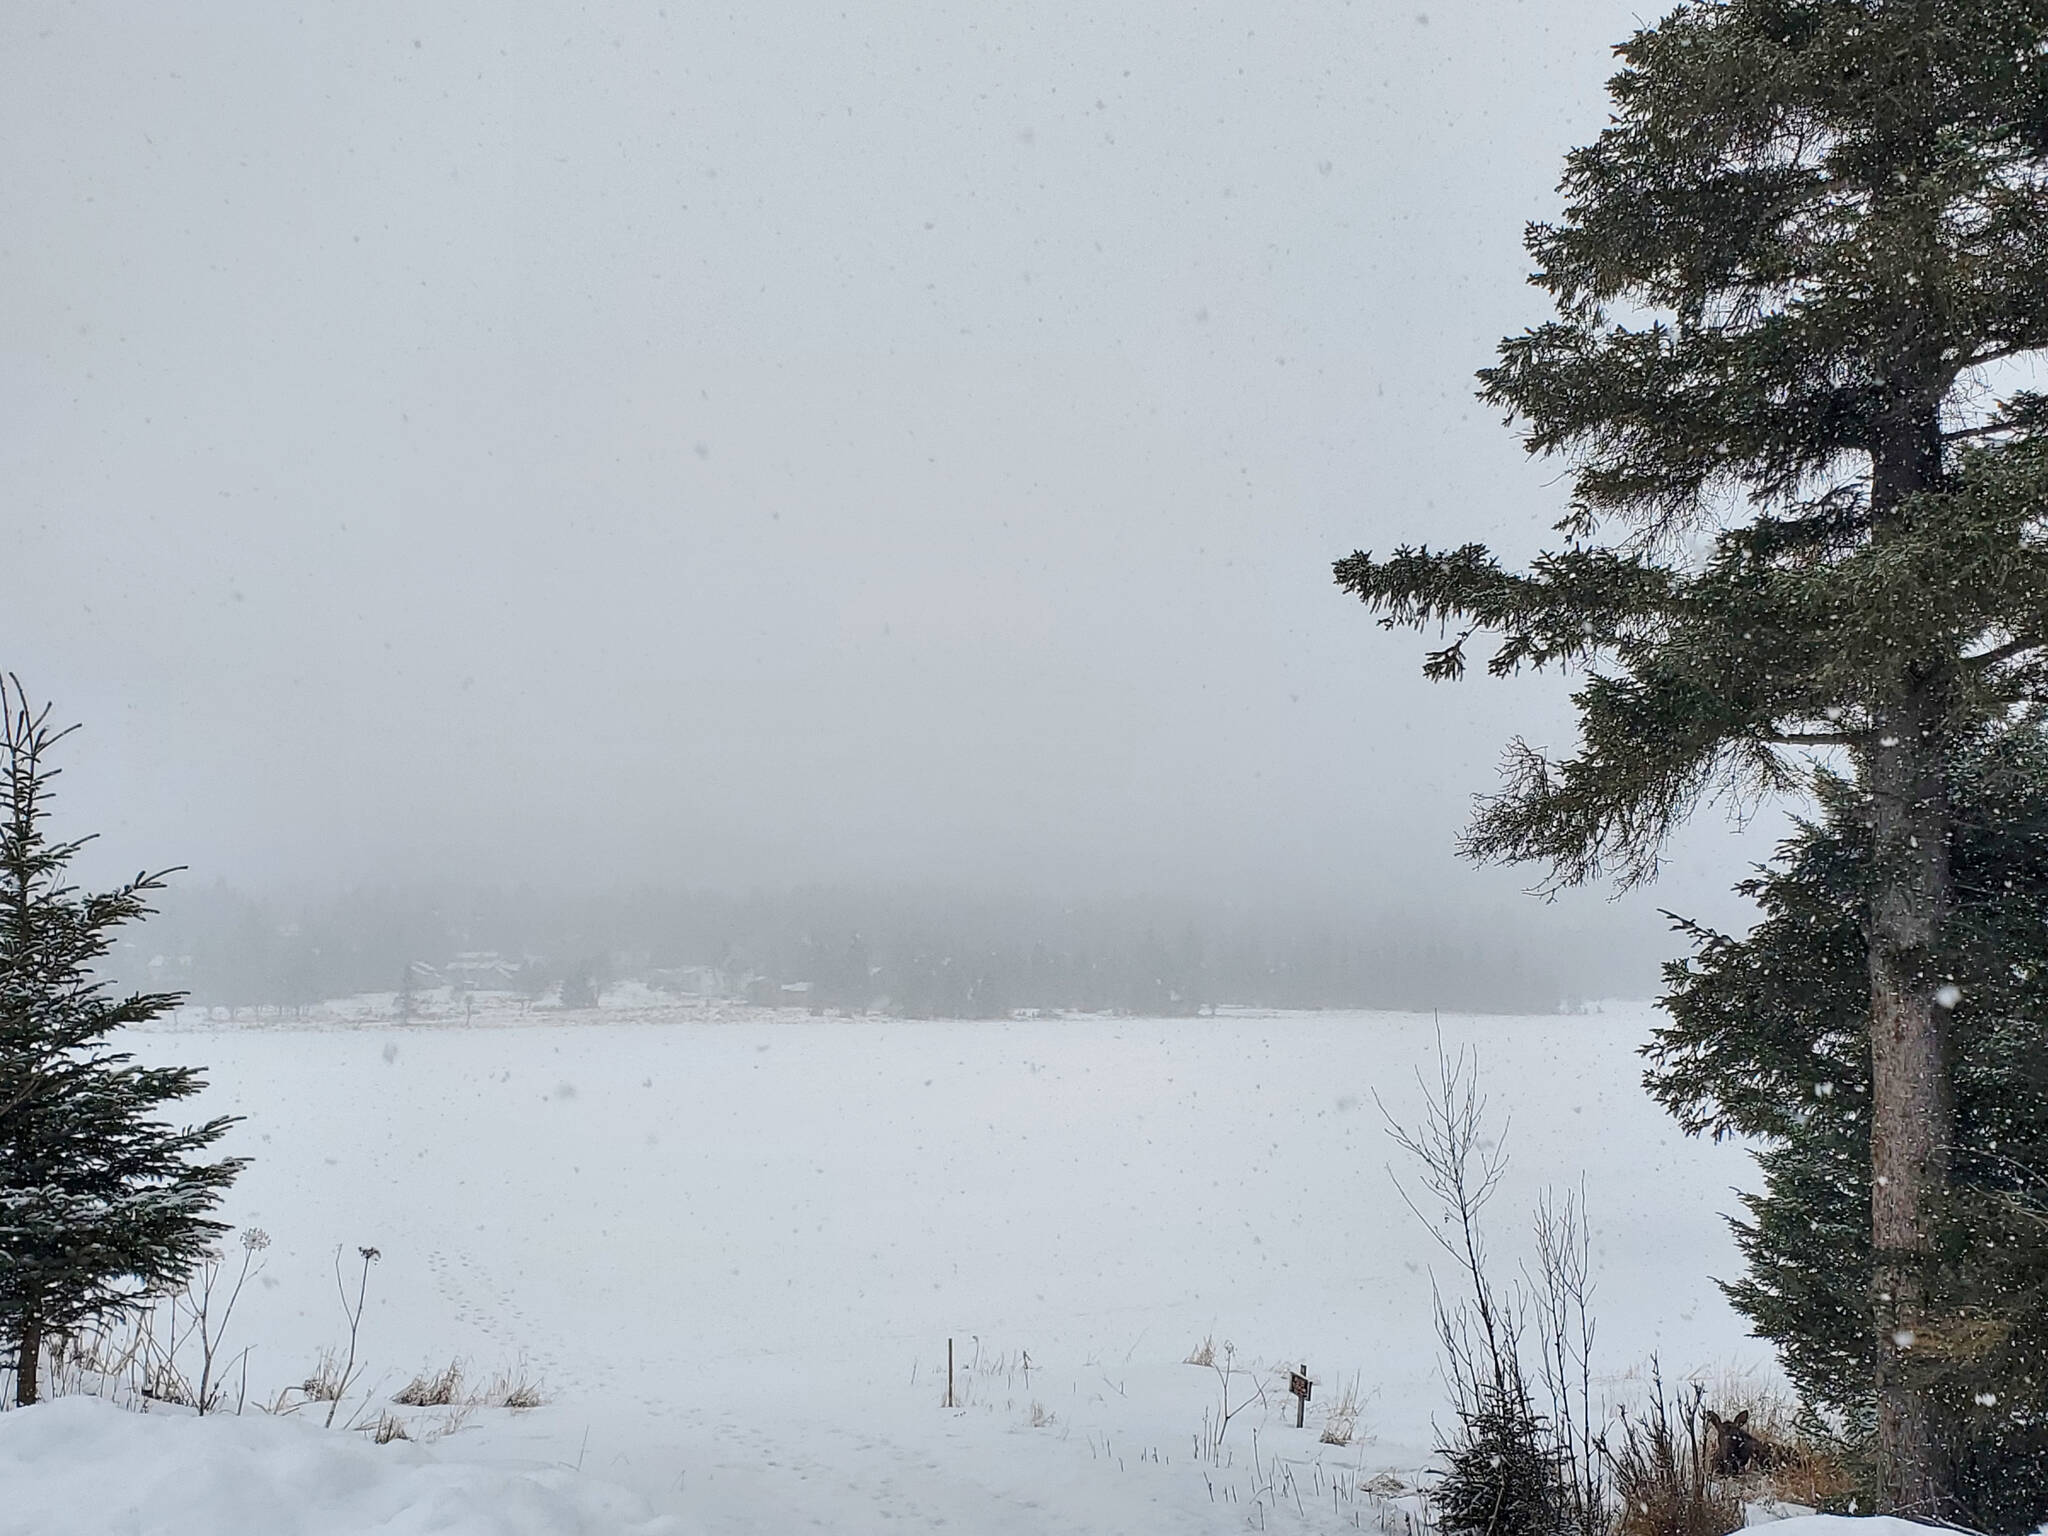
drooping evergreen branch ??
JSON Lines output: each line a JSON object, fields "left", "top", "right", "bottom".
{"left": 1331, "top": 544, "right": 1676, "bottom": 681}
{"left": 1458, "top": 666, "right": 1806, "bottom": 892}
{"left": 1967, "top": 636, "right": 2048, "bottom": 674}
{"left": 1766, "top": 731, "right": 1863, "bottom": 747}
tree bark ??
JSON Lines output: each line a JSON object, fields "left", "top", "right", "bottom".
{"left": 1864, "top": 714, "right": 1953, "bottom": 1516}
{"left": 15, "top": 1313, "right": 40, "bottom": 1407}
{"left": 1863, "top": 415, "right": 1956, "bottom": 1516}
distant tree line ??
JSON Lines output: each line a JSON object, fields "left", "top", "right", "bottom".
{"left": 100, "top": 881, "right": 1655, "bottom": 1017}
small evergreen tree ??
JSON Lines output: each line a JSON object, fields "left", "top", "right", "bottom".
{"left": 0, "top": 678, "right": 244, "bottom": 1404}
{"left": 1437, "top": 1373, "right": 1571, "bottom": 1536}
{"left": 1649, "top": 718, "right": 2048, "bottom": 1531}
{"left": 559, "top": 962, "right": 600, "bottom": 1010}
{"left": 1335, "top": 3, "right": 2048, "bottom": 1510}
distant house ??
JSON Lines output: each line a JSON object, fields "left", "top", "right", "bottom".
{"left": 741, "top": 974, "right": 796, "bottom": 1006}
{"left": 445, "top": 952, "right": 520, "bottom": 990}
{"left": 647, "top": 965, "right": 731, "bottom": 999}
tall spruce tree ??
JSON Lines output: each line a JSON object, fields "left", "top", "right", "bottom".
{"left": 0, "top": 678, "right": 243, "bottom": 1404}
{"left": 1649, "top": 718, "right": 2048, "bottom": 1533}
{"left": 1334, "top": 3, "right": 2048, "bottom": 1513}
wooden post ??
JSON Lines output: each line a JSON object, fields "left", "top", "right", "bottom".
{"left": 1289, "top": 1365, "right": 1311, "bottom": 1429}
{"left": 945, "top": 1337, "right": 955, "bottom": 1408}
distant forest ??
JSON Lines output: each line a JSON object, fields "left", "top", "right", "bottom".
{"left": 103, "top": 881, "right": 1659, "bottom": 1017}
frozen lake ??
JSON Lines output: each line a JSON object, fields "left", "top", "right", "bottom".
{"left": 123, "top": 1005, "right": 1767, "bottom": 1534}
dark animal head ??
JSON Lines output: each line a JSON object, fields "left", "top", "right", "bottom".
{"left": 1703, "top": 1409, "right": 1776, "bottom": 1477}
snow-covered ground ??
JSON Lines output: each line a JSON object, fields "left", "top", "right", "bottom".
{"left": 0, "top": 1394, "right": 678, "bottom": 1536}
{"left": 23, "top": 1005, "right": 1769, "bottom": 1534}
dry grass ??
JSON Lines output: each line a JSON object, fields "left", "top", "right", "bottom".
{"left": 50, "top": 1325, "right": 144, "bottom": 1394}
{"left": 368, "top": 1411, "right": 411, "bottom": 1444}
{"left": 1690, "top": 1367, "right": 1799, "bottom": 1445}
{"left": 301, "top": 1347, "right": 346, "bottom": 1403}
{"left": 474, "top": 1362, "right": 545, "bottom": 1410}
{"left": 1183, "top": 1335, "right": 1215, "bottom": 1368}
{"left": 1689, "top": 1368, "right": 1857, "bottom": 1510}
{"left": 1760, "top": 1445, "right": 1859, "bottom": 1511}
{"left": 1319, "top": 1375, "right": 1364, "bottom": 1447}
{"left": 393, "top": 1360, "right": 463, "bottom": 1407}
{"left": 419, "top": 1399, "right": 478, "bottom": 1443}
{"left": 142, "top": 1361, "right": 197, "bottom": 1408}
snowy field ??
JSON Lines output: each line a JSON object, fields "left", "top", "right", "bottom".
{"left": 16, "top": 1004, "right": 1768, "bottom": 1534}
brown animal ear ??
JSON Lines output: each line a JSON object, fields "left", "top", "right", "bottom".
{"left": 1704, "top": 1411, "right": 1722, "bottom": 1427}
{"left": 1733, "top": 1412, "right": 1749, "bottom": 1427}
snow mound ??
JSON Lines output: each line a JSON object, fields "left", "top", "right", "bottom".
{"left": 1739, "top": 1519, "right": 1944, "bottom": 1536}
{"left": 0, "top": 1395, "right": 682, "bottom": 1536}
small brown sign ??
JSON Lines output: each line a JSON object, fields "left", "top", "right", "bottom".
{"left": 1289, "top": 1366, "right": 1312, "bottom": 1427}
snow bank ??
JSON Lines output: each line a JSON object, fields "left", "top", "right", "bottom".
{"left": 1739, "top": 1520, "right": 1943, "bottom": 1536}
{"left": 0, "top": 1395, "right": 681, "bottom": 1536}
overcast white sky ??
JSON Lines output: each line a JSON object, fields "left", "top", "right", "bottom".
{"left": 1, "top": 2, "right": 1782, "bottom": 936}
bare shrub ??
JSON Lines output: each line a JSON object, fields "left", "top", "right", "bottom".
{"left": 1531, "top": 1189, "right": 1606, "bottom": 1534}
{"left": 393, "top": 1360, "right": 463, "bottom": 1407}
{"left": 195, "top": 1229, "right": 268, "bottom": 1414}
{"left": 324, "top": 1246, "right": 380, "bottom": 1429}
{"left": 1610, "top": 1371, "right": 1740, "bottom": 1536}
{"left": 121, "top": 1228, "right": 273, "bottom": 1415}
{"left": 1193, "top": 1341, "right": 1266, "bottom": 1462}
{"left": 1385, "top": 1041, "right": 1598, "bottom": 1536}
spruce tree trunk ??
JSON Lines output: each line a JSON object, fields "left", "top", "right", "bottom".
{"left": 14, "top": 1313, "right": 40, "bottom": 1407}
{"left": 1863, "top": 417, "right": 1955, "bottom": 1515}
{"left": 1864, "top": 717, "right": 1953, "bottom": 1515}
